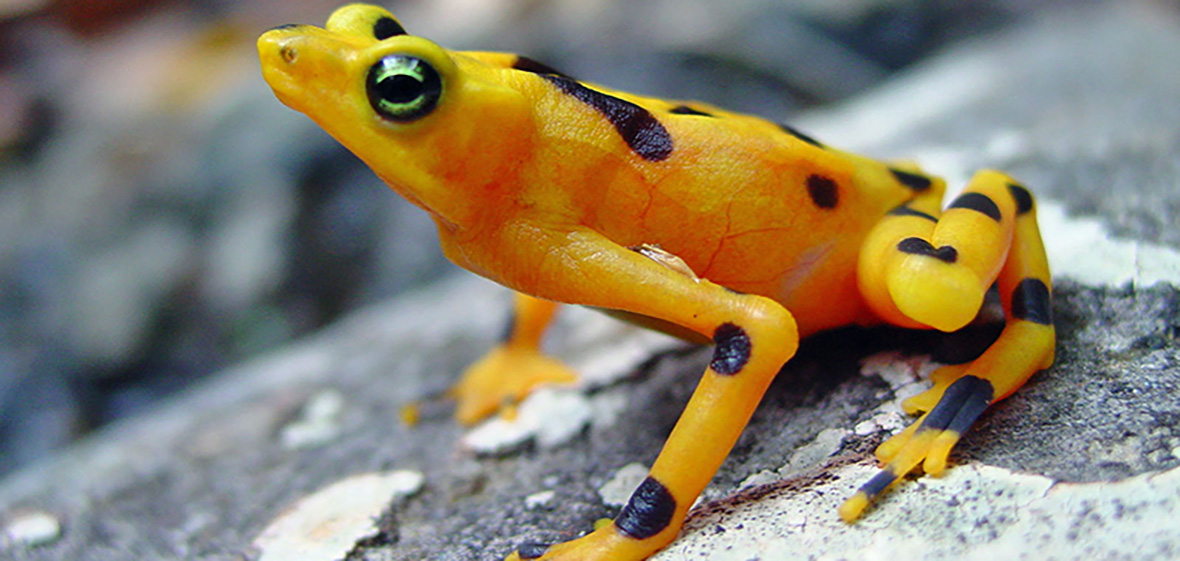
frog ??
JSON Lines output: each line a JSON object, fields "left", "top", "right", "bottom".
{"left": 257, "top": 5, "right": 1056, "bottom": 560}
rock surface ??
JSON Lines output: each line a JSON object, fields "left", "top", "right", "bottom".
{"left": 2, "top": 3, "right": 1179, "bottom": 561}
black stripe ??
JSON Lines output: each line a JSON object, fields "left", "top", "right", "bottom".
{"left": 946, "top": 377, "right": 994, "bottom": 435}
{"left": 373, "top": 17, "right": 406, "bottom": 39}
{"left": 1008, "top": 183, "right": 1034, "bottom": 215}
{"left": 889, "top": 168, "right": 933, "bottom": 192}
{"left": 615, "top": 477, "right": 677, "bottom": 540}
{"left": 887, "top": 205, "right": 937, "bottom": 222}
{"left": 919, "top": 375, "right": 994, "bottom": 433}
{"left": 779, "top": 124, "right": 823, "bottom": 148}
{"left": 543, "top": 75, "right": 673, "bottom": 162}
{"left": 805, "top": 175, "right": 839, "bottom": 209}
{"left": 1011, "top": 278, "right": 1053, "bottom": 325}
{"left": 711, "top": 323, "right": 751, "bottom": 375}
{"left": 858, "top": 470, "right": 898, "bottom": 499}
{"left": 512, "top": 56, "right": 571, "bottom": 78}
{"left": 266, "top": 23, "right": 303, "bottom": 32}
{"left": 516, "top": 542, "right": 549, "bottom": 559}
{"left": 668, "top": 105, "right": 713, "bottom": 117}
{"left": 948, "top": 193, "right": 1002, "bottom": 221}
{"left": 897, "top": 237, "right": 957, "bottom": 263}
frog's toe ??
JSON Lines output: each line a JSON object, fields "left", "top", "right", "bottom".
{"left": 899, "top": 363, "right": 968, "bottom": 415}
{"left": 450, "top": 345, "right": 578, "bottom": 425}
{"left": 841, "top": 374, "right": 993, "bottom": 522}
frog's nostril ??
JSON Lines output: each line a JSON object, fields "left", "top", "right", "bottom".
{"left": 280, "top": 44, "right": 298, "bottom": 64}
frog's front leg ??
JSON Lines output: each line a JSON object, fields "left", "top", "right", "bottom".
{"left": 450, "top": 292, "right": 576, "bottom": 424}
{"left": 498, "top": 226, "right": 799, "bottom": 561}
{"left": 845, "top": 170, "right": 1055, "bottom": 521}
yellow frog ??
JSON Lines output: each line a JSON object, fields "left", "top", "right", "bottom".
{"left": 258, "top": 5, "right": 1055, "bottom": 560}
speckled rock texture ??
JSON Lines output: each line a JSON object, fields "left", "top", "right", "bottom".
{"left": 2, "top": 3, "right": 1179, "bottom": 561}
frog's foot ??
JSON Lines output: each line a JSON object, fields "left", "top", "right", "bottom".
{"left": 839, "top": 366, "right": 993, "bottom": 522}
{"left": 449, "top": 344, "right": 577, "bottom": 425}
{"left": 846, "top": 170, "right": 1055, "bottom": 522}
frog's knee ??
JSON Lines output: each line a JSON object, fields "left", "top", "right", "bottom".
{"left": 886, "top": 242, "right": 983, "bottom": 332}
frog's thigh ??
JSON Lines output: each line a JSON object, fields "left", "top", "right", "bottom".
{"left": 507, "top": 230, "right": 799, "bottom": 560}
{"left": 450, "top": 292, "right": 575, "bottom": 425}
{"left": 845, "top": 172, "right": 1055, "bottom": 521}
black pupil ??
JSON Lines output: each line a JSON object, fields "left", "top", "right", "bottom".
{"left": 379, "top": 73, "right": 423, "bottom": 103}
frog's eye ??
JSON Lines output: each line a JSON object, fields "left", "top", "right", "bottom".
{"left": 366, "top": 54, "right": 442, "bottom": 122}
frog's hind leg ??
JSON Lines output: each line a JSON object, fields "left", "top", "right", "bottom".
{"left": 448, "top": 292, "right": 577, "bottom": 425}
{"left": 845, "top": 170, "right": 1055, "bottom": 522}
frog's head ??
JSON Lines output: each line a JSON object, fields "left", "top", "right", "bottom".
{"left": 258, "top": 4, "right": 535, "bottom": 229}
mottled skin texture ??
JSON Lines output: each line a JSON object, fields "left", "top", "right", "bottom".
{"left": 258, "top": 5, "right": 1056, "bottom": 559}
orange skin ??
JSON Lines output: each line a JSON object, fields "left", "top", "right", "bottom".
{"left": 259, "top": 5, "right": 1055, "bottom": 560}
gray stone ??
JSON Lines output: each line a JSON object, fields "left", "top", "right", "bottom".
{"left": 2, "top": 3, "right": 1179, "bottom": 561}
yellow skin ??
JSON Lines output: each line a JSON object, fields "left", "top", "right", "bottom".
{"left": 258, "top": 5, "right": 1057, "bottom": 560}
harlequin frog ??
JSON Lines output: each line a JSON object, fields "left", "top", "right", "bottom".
{"left": 258, "top": 5, "right": 1055, "bottom": 560}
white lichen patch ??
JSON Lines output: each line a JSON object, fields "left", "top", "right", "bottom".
{"left": 253, "top": 470, "right": 424, "bottom": 561}
{"left": 740, "top": 428, "right": 852, "bottom": 491}
{"left": 860, "top": 351, "right": 938, "bottom": 392}
{"left": 279, "top": 389, "right": 345, "bottom": 450}
{"left": 858, "top": 351, "right": 939, "bottom": 425}
{"left": 524, "top": 490, "right": 556, "bottom": 510}
{"left": 1, "top": 510, "right": 62, "bottom": 549}
{"left": 661, "top": 461, "right": 1180, "bottom": 560}
{"left": 462, "top": 307, "right": 684, "bottom": 454}
{"left": 598, "top": 463, "right": 651, "bottom": 508}
{"left": 780, "top": 428, "right": 849, "bottom": 478}
{"left": 461, "top": 387, "right": 594, "bottom": 454}
{"left": 854, "top": 411, "right": 909, "bottom": 436}
{"left": 1037, "top": 200, "right": 1180, "bottom": 287}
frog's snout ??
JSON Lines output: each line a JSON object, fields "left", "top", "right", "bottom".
{"left": 257, "top": 26, "right": 320, "bottom": 104}
{"left": 258, "top": 26, "right": 300, "bottom": 70}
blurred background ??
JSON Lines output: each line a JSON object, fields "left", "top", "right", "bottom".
{"left": 0, "top": 0, "right": 1095, "bottom": 476}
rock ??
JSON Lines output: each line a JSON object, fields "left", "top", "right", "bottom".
{"left": 0, "top": 3, "right": 1178, "bottom": 561}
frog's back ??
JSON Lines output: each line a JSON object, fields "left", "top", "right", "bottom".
{"left": 489, "top": 63, "right": 945, "bottom": 332}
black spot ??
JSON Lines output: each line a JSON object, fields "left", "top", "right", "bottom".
{"left": 512, "top": 56, "right": 571, "bottom": 78}
{"left": 1011, "top": 278, "right": 1053, "bottom": 325}
{"left": 858, "top": 470, "right": 898, "bottom": 499}
{"left": 711, "top": 323, "right": 751, "bottom": 375}
{"left": 266, "top": 23, "right": 303, "bottom": 32}
{"left": 373, "top": 16, "right": 406, "bottom": 39}
{"left": 897, "top": 237, "right": 957, "bottom": 263}
{"left": 948, "top": 192, "right": 1002, "bottom": 221}
{"left": 1008, "top": 183, "right": 1034, "bottom": 215}
{"left": 918, "top": 375, "right": 994, "bottom": 434}
{"left": 668, "top": 105, "right": 713, "bottom": 117}
{"left": 887, "top": 204, "right": 937, "bottom": 222}
{"left": 889, "top": 168, "right": 933, "bottom": 192}
{"left": 543, "top": 75, "right": 673, "bottom": 162}
{"left": 778, "top": 124, "right": 823, "bottom": 148}
{"left": 516, "top": 542, "right": 549, "bottom": 559}
{"left": 805, "top": 175, "right": 839, "bottom": 209}
{"left": 615, "top": 477, "right": 677, "bottom": 540}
